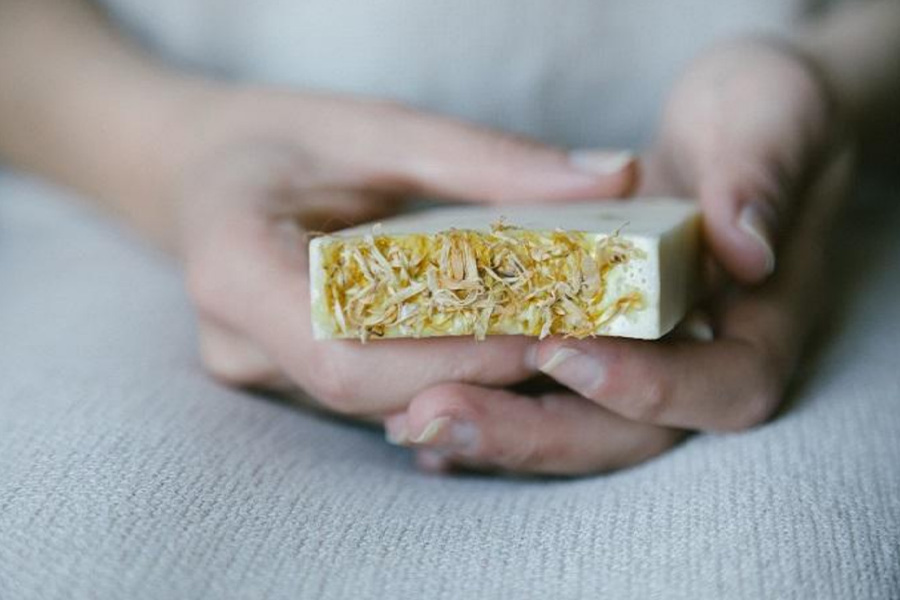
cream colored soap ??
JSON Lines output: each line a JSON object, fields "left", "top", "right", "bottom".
{"left": 309, "top": 199, "right": 700, "bottom": 341}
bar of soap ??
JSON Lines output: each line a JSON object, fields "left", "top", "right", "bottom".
{"left": 309, "top": 198, "right": 700, "bottom": 341}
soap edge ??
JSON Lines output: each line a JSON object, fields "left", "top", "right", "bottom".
{"left": 308, "top": 237, "right": 332, "bottom": 340}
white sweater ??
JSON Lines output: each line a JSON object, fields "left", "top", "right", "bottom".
{"left": 98, "top": 0, "right": 815, "bottom": 149}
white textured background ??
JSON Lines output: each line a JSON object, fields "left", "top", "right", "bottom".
{"left": 0, "top": 1, "right": 895, "bottom": 596}
{"left": 0, "top": 172, "right": 898, "bottom": 599}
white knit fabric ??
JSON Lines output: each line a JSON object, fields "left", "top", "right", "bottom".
{"left": 1, "top": 172, "right": 898, "bottom": 599}
{"left": 3, "top": 0, "right": 898, "bottom": 597}
{"left": 99, "top": 0, "right": 803, "bottom": 149}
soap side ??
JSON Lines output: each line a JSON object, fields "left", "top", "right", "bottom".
{"left": 308, "top": 236, "right": 334, "bottom": 340}
{"left": 657, "top": 211, "right": 702, "bottom": 336}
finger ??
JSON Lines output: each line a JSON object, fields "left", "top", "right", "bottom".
{"left": 379, "top": 140, "right": 640, "bottom": 204}
{"left": 532, "top": 146, "right": 854, "bottom": 432}
{"left": 660, "top": 42, "right": 836, "bottom": 285}
{"left": 531, "top": 332, "right": 788, "bottom": 432}
{"left": 196, "top": 315, "right": 293, "bottom": 391}
{"left": 696, "top": 156, "right": 795, "bottom": 285}
{"left": 384, "top": 383, "right": 683, "bottom": 475}
{"left": 279, "top": 95, "right": 639, "bottom": 203}
{"left": 644, "top": 145, "right": 787, "bottom": 286}
{"left": 188, "top": 207, "right": 536, "bottom": 417}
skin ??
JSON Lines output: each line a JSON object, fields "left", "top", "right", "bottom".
{"left": 1, "top": 0, "right": 898, "bottom": 476}
{"left": 387, "top": 40, "right": 861, "bottom": 474}
{"left": 178, "top": 92, "right": 639, "bottom": 414}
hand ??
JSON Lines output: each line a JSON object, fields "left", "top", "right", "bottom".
{"left": 178, "top": 88, "right": 637, "bottom": 418}
{"left": 387, "top": 39, "right": 854, "bottom": 475}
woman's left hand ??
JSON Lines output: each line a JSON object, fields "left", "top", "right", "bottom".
{"left": 386, "top": 38, "right": 856, "bottom": 475}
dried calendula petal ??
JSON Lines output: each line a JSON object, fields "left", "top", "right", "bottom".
{"left": 309, "top": 199, "right": 701, "bottom": 341}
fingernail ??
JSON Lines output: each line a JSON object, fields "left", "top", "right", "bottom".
{"left": 569, "top": 150, "right": 634, "bottom": 176}
{"left": 412, "top": 417, "right": 481, "bottom": 455}
{"left": 538, "top": 347, "right": 607, "bottom": 395}
{"left": 737, "top": 204, "right": 776, "bottom": 276}
{"left": 384, "top": 414, "right": 410, "bottom": 445}
{"left": 684, "top": 312, "right": 714, "bottom": 342}
{"left": 411, "top": 416, "right": 452, "bottom": 444}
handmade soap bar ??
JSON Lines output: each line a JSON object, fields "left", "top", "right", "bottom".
{"left": 309, "top": 199, "right": 700, "bottom": 341}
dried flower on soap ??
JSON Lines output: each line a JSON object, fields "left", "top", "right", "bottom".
{"left": 320, "top": 221, "right": 646, "bottom": 341}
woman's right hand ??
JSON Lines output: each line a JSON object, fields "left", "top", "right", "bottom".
{"left": 175, "top": 88, "right": 638, "bottom": 419}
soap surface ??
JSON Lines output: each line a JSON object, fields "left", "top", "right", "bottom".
{"left": 309, "top": 199, "right": 700, "bottom": 341}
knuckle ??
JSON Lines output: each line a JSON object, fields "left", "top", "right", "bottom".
{"left": 364, "top": 97, "right": 409, "bottom": 117}
{"left": 361, "top": 98, "right": 424, "bottom": 134}
{"left": 475, "top": 134, "right": 517, "bottom": 163}
{"left": 729, "top": 390, "right": 779, "bottom": 431}
{"left": 198, "top": 328, "right": 275, "bottom": 388}
{"left": 493, "top": 435, "right": 553, "bottom": 472}
{"left": 491, "top": 421, "right": 566, "bottom": 474}
{"left": 198, "top": 341, "right": 246, "bottom": 386}
{"left": 440, "top": 342, "right": 524, "bottom": 386}
{"left": 620, "top": 371, "right": 671, "bottom": 423}
{"left": 789, "top": 61, "right": 829, "bottom": 114}
{"left": 185, "top": 265, "right": 218, "bottom": 313}
{"left": 300, "top": 350, "right": 360, "bottom": 413}
{"left": 536, "top": 393, "right": 567, "bottom": 415}
{"left": 726, "top": 354, "right": 784, "bottom": 431}
{"left": 620, "top": 428, "right": 685, "bottom": 469}
{"left": 414, "top": 384, "right": 475, "bottom": 418}
{"left": 447, "top": 358, "right": 485, "bottom": 385}
{"left": 184, "top": 259, "right": 234, "bottom": 322}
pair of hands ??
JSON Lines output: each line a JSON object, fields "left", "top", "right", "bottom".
{"left": 180, "top": 39, "right": 853, "bottom": 475}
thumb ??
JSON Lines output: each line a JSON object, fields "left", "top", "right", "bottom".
{"left": 336, "top": 102, "right": 639, "bottom": 203}
{"left": 689, "top": 95, "right": 832, "bottom": 286}
{"left": 698, "top": 160, "right": 787, "bottom": 285}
